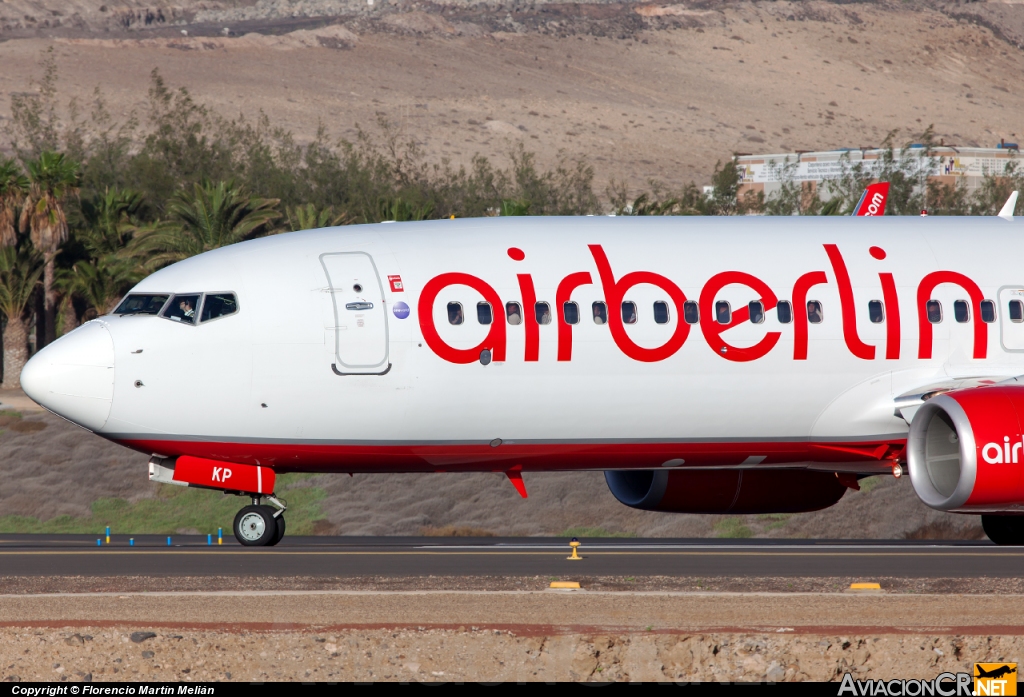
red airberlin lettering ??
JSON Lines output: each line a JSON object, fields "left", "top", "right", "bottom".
{"left": 588, "top": 244, "right": 690, "bottom": 362}
{"left": 823, "top": 244, "right": 875, "bottom": 360}
{"left": 917, "top": 271, "right": 987, "bottom": 359}
{"left": 792, "top": 271, "right": 828, "bottom": 360}
{"left": 556, "top": 272, "right": 593, "bottom": 361}
{"left": 517, "top": 273, "right": 539, "bottom": 362}
{"left": 870, "top": 246, "right": 900, "bottom": 359}
{"left": 419, "top": 273, "right": 506, "bottom": 364}
{"left": 414, "top": 245, "right": 986, "bottom": 366}
{"left": 699, "top": 272, "right": 781, "bottom": 362}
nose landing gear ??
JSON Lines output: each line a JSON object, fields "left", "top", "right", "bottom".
{"left": 233, "top": 495, "right": 287, "bottom": 547}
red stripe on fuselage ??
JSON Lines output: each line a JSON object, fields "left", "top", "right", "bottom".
{"left": 112, "top": 437, "right": 907, "bottom": 473}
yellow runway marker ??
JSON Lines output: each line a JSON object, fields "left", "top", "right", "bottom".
{"left": 550, "top": 581, "right": 581, "bottom": 589}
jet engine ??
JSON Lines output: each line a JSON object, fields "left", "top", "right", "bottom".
{"left": 604, "top": 468, "right": 848, "bottom": 514}
{"left": 907, "top": 385, "right": 1024, "bottom": 544}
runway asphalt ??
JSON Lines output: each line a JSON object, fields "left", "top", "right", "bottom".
{"left": 0, "top": 535, "right": 1019, "bottom": 577}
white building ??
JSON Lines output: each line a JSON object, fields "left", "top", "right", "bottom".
{"left": 736, "top": 144, "right": 1021, "bottom": 201}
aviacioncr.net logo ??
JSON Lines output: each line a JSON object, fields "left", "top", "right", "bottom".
{"left": 838, "top": 672, "right": 973, "bottom": 696}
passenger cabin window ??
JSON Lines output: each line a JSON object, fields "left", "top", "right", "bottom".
{"left": 116, "top": 294, "right": 169, "bottom": 316}
{"left": 621, "top": 301, "right": 638, "bottom": 325}
{"left": 776, "top": 301, "right": 792, "bottom": 324}
{"left": 684, "top": 300, "right": 699, "bottom": 325}
{"left": 162, "top": 294, "right": 201, "bottom": 325}
{"left": 868, "top": 300, "right": 884, "bottom": 324}
{"left": 926, "top": 300, "right": 942, "bottom": 324}
{"left": 506, "top": 302, "right": 522, "bottom": 325}
{"left": 715, "top": 301, "right": 731, "bottom": 325}
{"left": 477, "top": 302, "right": 492, "bottom": 325}
{"left": 592, "top": 302, "right": 608, "bottom": 325}
{"left": 1010, "top": 299, "right": 1024, "bottom": 323}
{"left": 953, "top": 300, "right": 970, "bottom": 324}
{"left": 563, "top": 301, "right": 579, "bottom": 325}
{"left": 748, "top": 301, "right": 764, "bottom": 324}
{"left": 200, "top": 293, "right": 238, "bottom": 322}
{"left": 447, "top": 302, "right": 464, "bottom": 325}
{"left": 535, "top": 302, "right": 552, "bottom": 325}
{"left": 807, "top": 301, "right": 823, "bottom": 324}
{"left": 981, "top": 300, "right": 996, "bottom": 323}
{"left": 653, "top": 301, "right": 670, "bottom": 324}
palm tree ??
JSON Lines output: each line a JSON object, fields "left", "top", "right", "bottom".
{"left": 0, "top": 158, "right": 28, "bottom": 248}
{"left": 285, "top": 203, "right": 351, "bottom": 232}
{"left": 19, "top": 151, "right": 80, "bottom": 346}
{"left": 61, "top": 188, "right": 147, "bottom": 325}
{"left": 79, "top": 188, "right": 144, "bottom": 256}
{"left": 0, "top": 245, "right": 42, "bottom": 389}
{"left": 131, "top": 180, "right": 280, "bottom": 267}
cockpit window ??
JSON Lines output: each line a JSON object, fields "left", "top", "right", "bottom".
{"left": 114, "top": 294, "right": 169, "bottom": 316}
{"left": 200, "top": 293, "right": 239, "bottom": 322}
{"left": 161, "top": 294, "right": 201, "bottom": 325}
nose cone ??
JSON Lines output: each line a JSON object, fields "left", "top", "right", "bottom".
{"left": 21, "top": 321, "right": 115, "bottom": 431}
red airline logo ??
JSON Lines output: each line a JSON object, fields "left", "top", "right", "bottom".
{"left": 417, "top": 244, "right": 988, "bottom": 365}
{"left": 854, "top": 182, "right": 890, "bottom": 216}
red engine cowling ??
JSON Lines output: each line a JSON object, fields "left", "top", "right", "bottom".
{"left": 908, "top": 385, "right": 1024, "bottom": 513}
{"left": 604, "top": 468, "right": 848, "bottom": 514}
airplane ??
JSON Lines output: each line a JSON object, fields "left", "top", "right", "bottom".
{"left": 976, "top": 665, "right": 1017, "bottom": 680}
{"left": 19, "top": 191, "right": 1024, "bottom": 546}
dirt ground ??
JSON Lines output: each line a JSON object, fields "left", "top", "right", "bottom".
{"left": 4, "top": 627, "right": 1023, "bottom": 682}
{"left": 3, "top": 589, "right": 1024, "bottom": 681}
{"left": 0, "top": 1, "right": 1022, "bottom": 194}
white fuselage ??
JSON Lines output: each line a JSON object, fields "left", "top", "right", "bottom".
{"left": 21, "top": 216, "right": 1024, "bottom": 475}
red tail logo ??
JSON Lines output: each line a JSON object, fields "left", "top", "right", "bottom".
{"left": 854, "top": 182, "right": 889, "bottom": 216}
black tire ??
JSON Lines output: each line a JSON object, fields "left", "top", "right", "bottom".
{"left": 233, "top": 505, "right": 276, "bottom": 547}
{"left": 982, "top": 515, "right": 1024, "bottom": 545}
{"left": 267, "top": 514, "right": 286, "bottom": 547}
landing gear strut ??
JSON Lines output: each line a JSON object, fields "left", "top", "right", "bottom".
{"left": 981, "top": 515, "right": 1024, "bottom": 545}
{"left": 233, "top": 495, "right": 286, "bottom": 547}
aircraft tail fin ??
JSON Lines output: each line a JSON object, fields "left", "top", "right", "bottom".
{"left": 998, "top": 190, "right": 1019, "bottom": 221}
{"left": 852, "top": 182, "right": 890, "bottom": 216}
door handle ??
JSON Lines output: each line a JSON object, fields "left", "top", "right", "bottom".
{"left": 345, "top": 302, "right": 374, "bottom": 311}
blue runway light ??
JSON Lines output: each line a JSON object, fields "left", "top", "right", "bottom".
{"left": 207, "top": 534, "right": 212, "bottom": 546}
{"left": 167, "top": 536, "right": 172, "bottom": 546}
{"left": 129, "top": 538, "right": 134, "bottom": 546}
{"left": 97, "top": 539, "right": 101, "bottom": 547}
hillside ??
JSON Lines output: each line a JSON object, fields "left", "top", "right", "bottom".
{"left": 0, "top": 397, "right": 984, "bottom": 538}
{"left": 0, "top": 1, "right": 1022, "bottom": 193}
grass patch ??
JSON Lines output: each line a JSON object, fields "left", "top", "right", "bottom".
{"left": 713, "top": 517, "right": 753, "bottom": 539}
{"left": 757, "top": 513, "right": 793, "bottom": 531}
{"left": 560, "top": 526, "right": 637, "bottom": 538}
{"left": 0, "top": 474, "right": 328, "bottom": 535}
{"left": 858, "top": 476, "right": 884, "bottom": 493}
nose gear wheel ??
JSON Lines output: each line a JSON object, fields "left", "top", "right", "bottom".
{"left": 233, "top": 505, "right": 276, "bottom": 546}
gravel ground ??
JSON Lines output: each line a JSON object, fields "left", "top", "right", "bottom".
{"left": 4, "top": 586, "right": 1024, "bottom": 682}
{"left": 3, "top": 574, "right": 1024, "bottom": 594}
{"left": 2, "top": 626, "right": 1023, "bottom": 682}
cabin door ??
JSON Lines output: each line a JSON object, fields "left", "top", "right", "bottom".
{"left": 320, "top": 252, "right": 390, "bottom": 374}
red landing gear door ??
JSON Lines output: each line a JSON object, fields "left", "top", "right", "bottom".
{"left": 173, "top": 456, "right": 276, "bottom": 495}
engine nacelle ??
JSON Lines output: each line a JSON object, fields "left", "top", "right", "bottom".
{"left": 908, "top": 385, "right": 1024, "bottom": 513}
{"left": 604, "top": 468, "right": 848, "bottom": 514}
